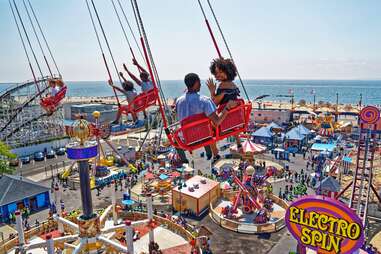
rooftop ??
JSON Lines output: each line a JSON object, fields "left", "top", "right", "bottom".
{"left": 0, "top": 174, "right": 50, "bottom": 206}
{"left": 172, "top": 175, "right": 219, "bottom": 199}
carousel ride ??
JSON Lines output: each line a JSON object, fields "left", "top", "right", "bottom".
{"left": 62, "top": 111, "right": 143, "bottom": 190}
{"left": 210, "top": 158, "right": 288, "bottom": 233}
{"left": 8, "top": 115, "right": 195, "bottom": 254}
{"left": 221, "top": 166, "right": 279, "bottom": 223}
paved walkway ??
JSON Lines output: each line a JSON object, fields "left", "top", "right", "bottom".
{"left": 133, "top": 226, "right": 189, "bottom": 254}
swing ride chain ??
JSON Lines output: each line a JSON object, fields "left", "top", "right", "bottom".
{"left": 206, "top": 0, "right": 250, "bottom": 101}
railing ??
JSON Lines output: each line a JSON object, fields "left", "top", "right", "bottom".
{"left": 209, "top": 194, "right": 288, "bottom": 234}
{"left": 0, "top": 219, "right": 58, "bottom": 254}
{"left": 0, "top": 211, "right": 197, "bottom": 253}
{"left": 119, "top": 211, "right": 195, "bottom": 241}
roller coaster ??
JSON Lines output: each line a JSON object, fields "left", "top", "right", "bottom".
{"left": 0, "top": 76, "right": 64, "bottom": 148}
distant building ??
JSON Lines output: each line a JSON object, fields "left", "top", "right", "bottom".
{"left": 252, "top": 109, "right": 291, "bottom": 124}
{"left": 70, "top": 104, "right": 118, "bottom": 123}
{"left": 0, "top": 175, "right": 50, "bottom": 222}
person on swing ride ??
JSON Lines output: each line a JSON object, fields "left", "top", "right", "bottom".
{"left": 123, "top": 59, "right": 154, "bottom": 92}
{"left": 176, "top": 73, "right": 238, "bottom": 163}
{"left": 207, "top": 58, "right": 242, "bottom": 150}
{"left": 110, "top": 73, "right": 138, "bottom": 125}
{"left": 48, "top": 79, "right": 61, "bottom": 96}
{"left": 122, "top": 59, "right": 154, "bottom": 118}
{"left": 43, "top": 78, "right": 65, "bottom": 114}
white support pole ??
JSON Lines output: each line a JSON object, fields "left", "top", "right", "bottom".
{"left": 97, "top": 236, "right": 128, "bottom": 253}
{"left": 54, "top": 186, "right": 64, "bottom": 233}
{"left": 15, "top": 210, "right": 25, "bottom": 246}
{"left": 26, "top": 235, "right": 79, "bottom": 249}
{"left": 88, "top": 237, "right": 98, "bottom": 254}
{"left": 112, "top": 181, "right": 117, "bottom": 225}
{"left": 72, "top": 239, "right": 85, "bottom": 254}
{"left": 147, "top": 194, "right": 154, "bottom": 244}
{"left": 64, "top": 243, "right": 77, "bottom": 249}
{"left": 46, "top": 234, "right": 55, "bottom": 254}
{"left": 125, "top": 220, "right": 134, "bottom": 254}
{"left": 99, "top": 205, "right": 112, "bottom": 225}
{"left": 100, "top": 219, "right": 148, "bottom": 234}
{"left": 53, "top": 215, "right": 79, "bottom": 231}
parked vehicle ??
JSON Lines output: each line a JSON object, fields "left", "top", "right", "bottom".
{"left": 34, "top": 152, "right": 45, "bottom": 161}
{"left": 9, "top": 158, "right": 19, "bottom": 167}
{"left": 46, "top": 149, "right": 56, "bottom": 159}
{"left": 56, "top": 147, "right": 66, "bottom": 156}
{"left": 20, "top": 156, "right": 31, "bottom": 164}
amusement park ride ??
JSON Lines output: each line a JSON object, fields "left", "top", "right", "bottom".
{"left": 13, "top": 116, "right": 159, "bottom": 254}
{"left": 0, "top": 0, "right": 66, "bottom": 148}
{"left": 335, "top": 106, "right": 381, "bottom": 226}
{"left": 222, "top": 166, "right": 279, "bottom": 223}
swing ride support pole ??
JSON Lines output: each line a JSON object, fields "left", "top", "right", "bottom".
{"left": 9, "top": 0, "right": 41, "bottom": 94}
{"left": 85, "top": 0, "right": 120, "bottom": 106}
{"left": 205, "top": 0, "right": 250, "bottom": 101}
{"left": 196, "top": 0, "right": 222, "bottom": 58}
{"left": 101, "top": 52, "right": 120, "bottom": 106}
{"left": 137, "top": 19, "right": 168, "bottom": 129}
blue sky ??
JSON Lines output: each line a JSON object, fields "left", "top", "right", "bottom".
{"left": 1, "top": 0, "right": 381, "bottom": 82}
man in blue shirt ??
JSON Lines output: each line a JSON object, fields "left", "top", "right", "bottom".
{"left": 175, "top": 73, "right": 237, "bottom": 163}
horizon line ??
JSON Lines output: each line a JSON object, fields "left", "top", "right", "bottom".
{"left": 2, "top": 77, "right": 381, "bottom": 83}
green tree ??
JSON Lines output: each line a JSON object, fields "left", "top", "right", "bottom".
{"left": 0, "top": 141, "right": 16, "bottom": 176}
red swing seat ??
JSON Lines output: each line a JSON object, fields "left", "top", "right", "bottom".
{"left": 168, "top": 100, "right": 252, "bottom": 151}
{"left": 172, "top": 113, "right": 215, "bottom": 150}
{"left": 40, "top": 86, "right": 67, "bottom": 112}
{"left": 216, "top": 99, "right": 252, "bottom": 138}
{"left": 119, "top": 88, "right": 158, "bottom": 115}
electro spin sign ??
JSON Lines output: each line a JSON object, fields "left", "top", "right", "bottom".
{"left": 285, "top": 196, "right": 364, "bottom": 254}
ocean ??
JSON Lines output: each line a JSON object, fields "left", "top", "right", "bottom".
{"left": 1, "top": 80, "right": 380, "bottom": 105}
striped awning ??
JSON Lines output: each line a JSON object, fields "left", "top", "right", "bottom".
{"left": 231, "top": 139, "right": 266, "bottom": 153}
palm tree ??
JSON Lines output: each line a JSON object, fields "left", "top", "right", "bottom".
{"left": 0, "top": 141, "right": 16, "bottom": 176}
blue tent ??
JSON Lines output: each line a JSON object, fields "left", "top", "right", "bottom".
{"left": 266, "top": 122, "right": 283, "bottom": 130}
{"left": 252, "top": 126, "right": 273, "bottom": 145}
{"left": 285, "top": 128, "right": 305, "bottom": 141}
{"left": 295, "top": 125, "right": 311, "bottom": 136}
{"left": 253, "top": 126, "right": 273, "bottom": 138}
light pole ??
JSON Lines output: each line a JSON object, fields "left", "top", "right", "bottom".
{"left": 335, "top": 92, "right": 339, "bottom": 122}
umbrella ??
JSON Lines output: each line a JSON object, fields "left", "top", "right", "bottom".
{"left": 157, "top": 154, "right": 166, "bottom": 160}
{"left": 122, "top": 199, "right": 135, "bottom": 206}
{"left": 184, "top": 165, "right": 194, "bottom": 173}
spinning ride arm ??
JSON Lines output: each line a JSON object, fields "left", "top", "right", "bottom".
{"left": 232, "top": 176, "right": 261, "bottom": 210}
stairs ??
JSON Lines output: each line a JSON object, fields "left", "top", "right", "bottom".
{"left": 349, "top": 123, "right": 377, "bottom": 226}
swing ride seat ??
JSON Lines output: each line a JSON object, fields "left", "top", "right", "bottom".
{"left": 40, "top": 86, "right": 67, "bottom": 112}
{"left": 171, "top": 113, "right": 215, "bottom": 151}
{"left": 119, "top": 88, "right": 158, "bottom": 114}
{"left": 168, "top": 101, "right": 251, "bottom": 151}
{"left": 216, "top": 99, "right": 252, "bottom": 138}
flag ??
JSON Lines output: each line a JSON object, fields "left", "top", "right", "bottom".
{"left": 288, "top": 88, "right": 293, "bottom": 95}
{"left": 311, "top": 89, "right": 315, "bottom": 95}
